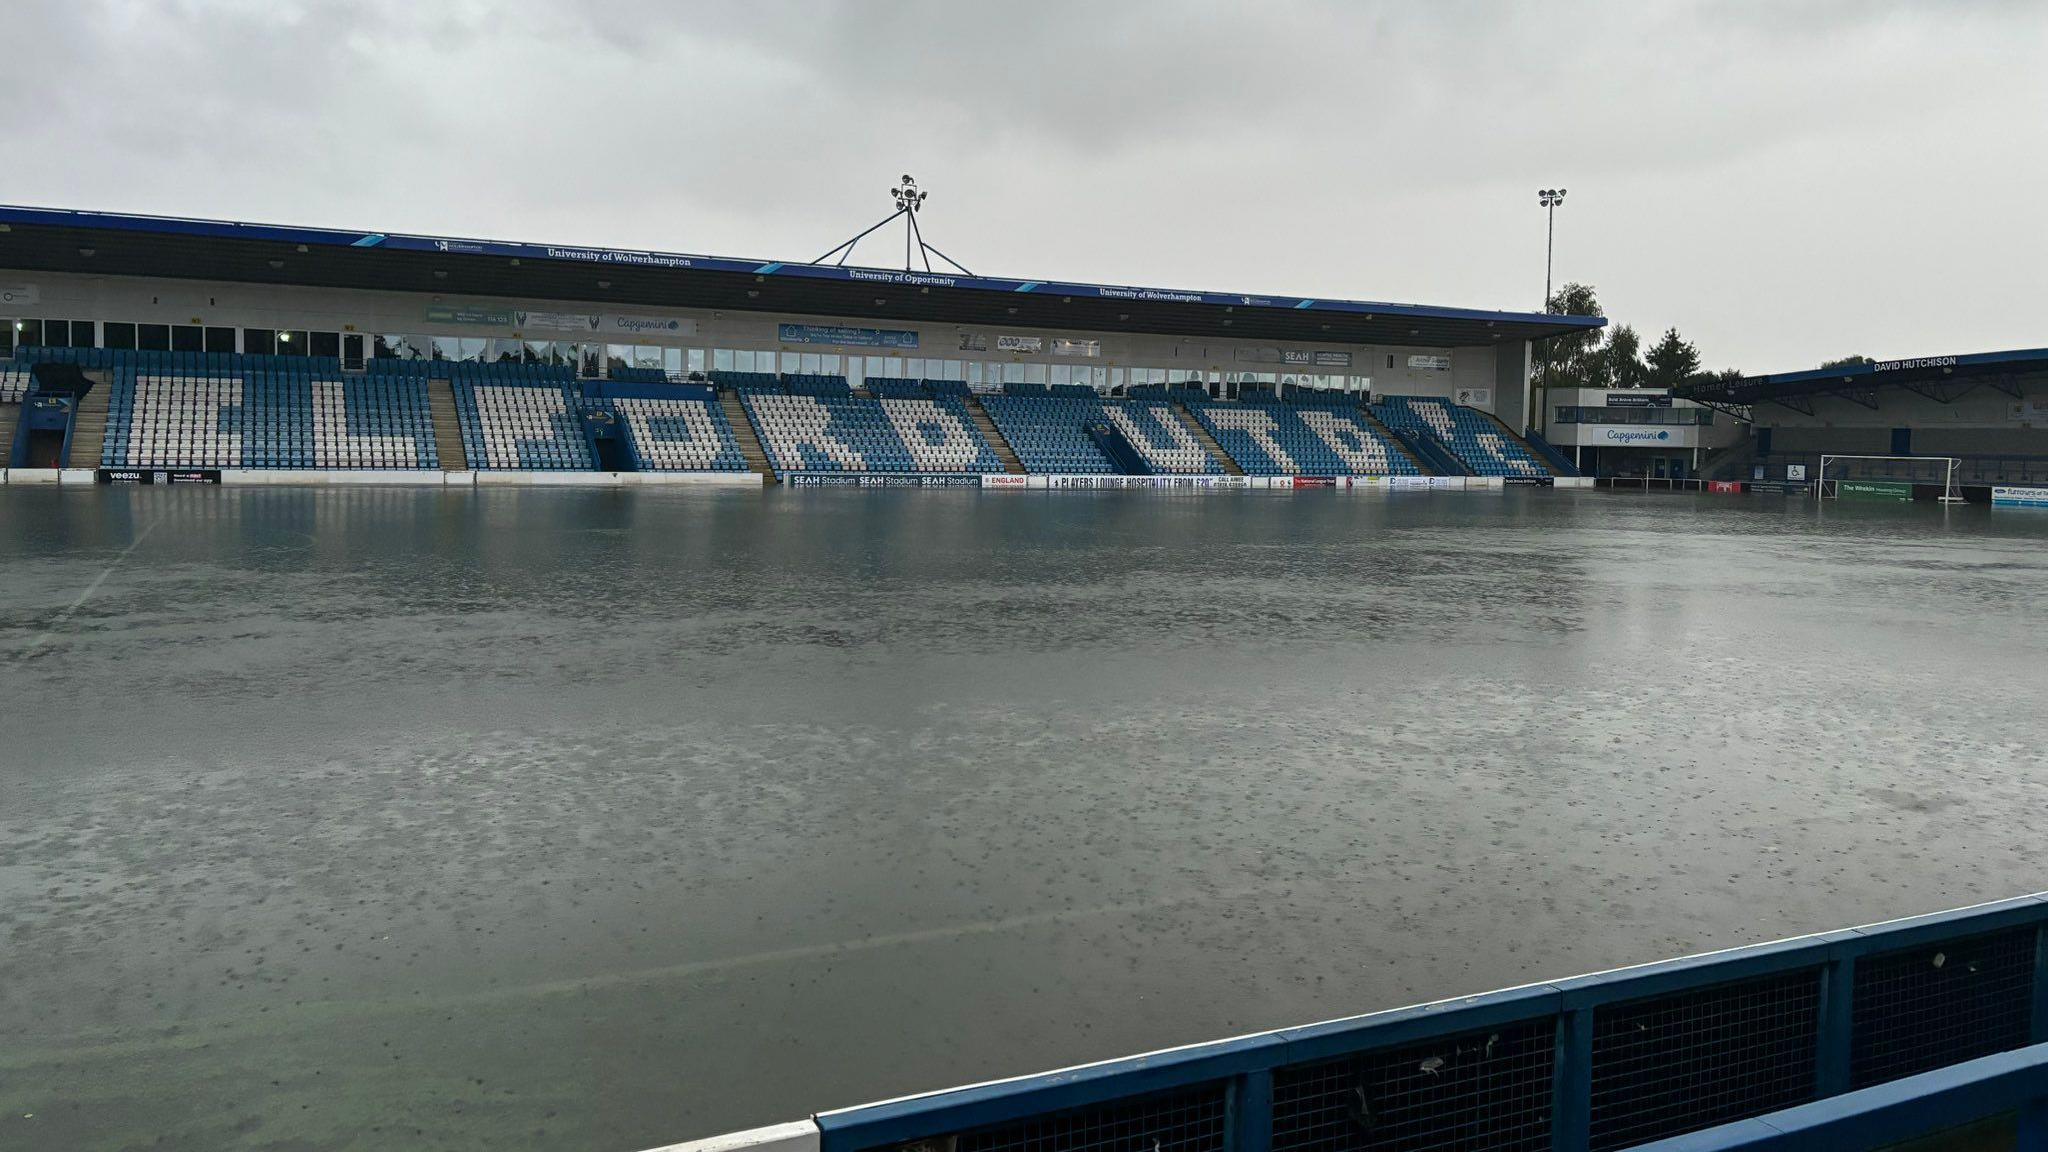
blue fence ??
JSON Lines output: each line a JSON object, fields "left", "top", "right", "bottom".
{"left": 1630, "top": 1044, "right": 2048, "bottom": 1151}
{"left": 807, "top": 895, "right": 2048, "bottom": 1152}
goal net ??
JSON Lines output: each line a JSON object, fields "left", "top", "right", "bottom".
{"left": 1815, "top": 454, "right": 1965, "bottom": 503}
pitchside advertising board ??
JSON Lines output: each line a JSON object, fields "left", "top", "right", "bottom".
{"left": 1838, "top": 479, "right": 1914, "bottom": 502}
{"left": 982, "top": 475, "right": 1497, "bottom": 492}
{"left": 1991, "top": 486, "right": 2048, "bottom": 508}
{"left": 98, "top": 468, "right": 222, "bottom": 484}
{"left": 784, "top": 473, "right": 980, "bottom": 488}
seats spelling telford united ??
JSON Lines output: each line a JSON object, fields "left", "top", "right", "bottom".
{"left": 980, "top": 392, "right": 1221, "bottom": 474}
{"left": 1190, "top": 401, "right": 1419, "bottom": 476}
{"left": 447, "top": 363, "right": 593, "bottom": 471}
{"left": 614, "top": 396, "right": 751, "bottom": 472}
{"left": 740, "top": 385, "right": 1004, "bottom": 475}
{"left": 1373, "top": 395, "right": 1549, "bottom": 477}
{"left": 101, "top": 361, "right": 438, "bottom": 470}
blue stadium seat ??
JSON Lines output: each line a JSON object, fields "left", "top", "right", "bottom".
{"left": 711, "top": 371, "right": 784, "bottom": 393}
{"left": 1373, "top": 396, "right": 1549, "bottom": 477}
{"left": 616, "top": 396, "right": 751, "bottom": 472}
{"left": 739, "top": 393, "right": 1002, "bottom": 475}
{"left": 979, "top": 396, "right": 1220, "bottom": 475}
{"left": 862, "top": 377, "right": 928, "bottom": 399}
{"left": 452, "top": 380, "right": 593, "bottom": 471}
{"left": 97, "top": 367, "right": 437, "bottom": 470}
{"left": 1190, "top": 402, "right": 1418, "bottom": 476}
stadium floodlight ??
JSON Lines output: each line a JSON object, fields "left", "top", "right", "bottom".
{"left": 1535, "top": 186, "right": 1569, "bottom": 421}
{"left": 1537, "top": 188, "right": 1567, "bottom": 309}
{"left": 813, "top": 174, "right": 974, "bottom": 275}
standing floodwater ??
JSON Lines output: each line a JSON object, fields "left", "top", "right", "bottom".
{"left": 1, "top": 487, "right": 2044, "bottom": 1152}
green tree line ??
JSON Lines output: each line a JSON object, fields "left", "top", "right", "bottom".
{"left": 1532, "top": 283, "right": 1743, "bottom": 391}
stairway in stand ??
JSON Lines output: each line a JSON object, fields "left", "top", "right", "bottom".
{"left": 0, "top": 402, "right": 19, "bottom": 465}
{"left": 963, "top": 395, "right": 1025, "bottom": 474}
{"left": 427, "top": 379, "right": 468, "bottom": 470}
{"left": 1173, "top": 404, "right": 1244, "bottom": 475}
{"left": 64, "top": 375, "right": 112, "bottom": 468}
{"left": 1474, "top": 407, "right": 1569, "bottom": 476}
{"left": 1361, "top": 407, "right": 1429, "bottom": 474}
{"left": 719, "top": 390, "right": 775, "bottom": 480}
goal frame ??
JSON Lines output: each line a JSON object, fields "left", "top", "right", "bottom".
{"left": 1815, "top": 454, "right": 1966, "bottom": 503}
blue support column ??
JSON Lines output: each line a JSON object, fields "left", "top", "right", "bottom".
{"left": 1554, "top": 1008, "right": 1593, "bottom": 1152}
{"left": 2031, "top": 925, "right": 2048, "bottom": 1044}
{"left": 1817, "top": 956, "right": 1856, "bottom": 1096}
{"left": 1229, "top": 1070, "right": 1272, "bottom": 1152}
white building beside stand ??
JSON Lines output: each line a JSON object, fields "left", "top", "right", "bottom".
{"left": 1543, "top": 388, "right": 1744, "bottom": 480}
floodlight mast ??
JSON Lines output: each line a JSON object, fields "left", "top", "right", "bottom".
{"left": 1537, "top": 188, "right": 1566, "bottom": 310}
{"left": 810, "top": 175, "right": 975, "bottom": 275}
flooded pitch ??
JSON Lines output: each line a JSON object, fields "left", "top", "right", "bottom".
{"left": 2, "top": 486, "right": 2044, "bottom": 1152}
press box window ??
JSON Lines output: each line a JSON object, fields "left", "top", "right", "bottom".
{"left": 105, "top": 322, "right": 138, "bottom": 350}
{"left": 138, "top": 324, "right": 171, "bottom": 351}
{"left": 205, "top": 327, "right": 236, "bottom": 353}
{"left": 172, "top": 325, "right": 203, "bottom": 353}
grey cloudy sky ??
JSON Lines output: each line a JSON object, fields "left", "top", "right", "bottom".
{"left": 13, "top": 0, "right": 2046, "bottom": 370}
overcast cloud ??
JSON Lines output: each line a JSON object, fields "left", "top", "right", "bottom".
{"left": 10, "top": 0, "right": 2045, "bottom": 369}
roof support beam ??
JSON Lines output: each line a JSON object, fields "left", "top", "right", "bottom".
{"left": 1766, "top": 395, "right": 1815, "bottom": 417}
{"left": 1984, "top": 374, "right": 2024, "bottom": 399}
{"left": 1693, "top": 399, "right": 1753, "bottom": 422}
{"left": 1828, "top": 387, "right": 1882, "bottom": 411}
{"left": 1901, "top": 381, "right": 1968, "bottom": 405}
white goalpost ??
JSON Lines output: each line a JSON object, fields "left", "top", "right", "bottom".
{"left": 1815, "top": 454, "right": 1966, "bottom": 503}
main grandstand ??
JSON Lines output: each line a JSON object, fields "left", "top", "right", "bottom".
{"left": 0, "top": 204, "right": 1599, "bottom": 486}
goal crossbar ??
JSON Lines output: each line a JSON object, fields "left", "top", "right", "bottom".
{"left": 1816, "top": 454, "right": 1966, "bottom": 503}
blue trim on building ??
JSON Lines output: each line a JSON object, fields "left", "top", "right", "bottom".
{"left": 1741, "top": 346, "right": 2048, "bottom": 389}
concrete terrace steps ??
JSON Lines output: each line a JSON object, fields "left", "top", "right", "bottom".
{"left": 426, "top": 379, "right": 468, "bottom": 471}
{"left": 0, "top": 401, "right": 18, "bottom": 463}
{"left": 963, "top": 395, "right": 1026, "bottom": 474}
{"left": 1172, "top": 403, "right": 1244, "bottom": 475}
{"left": 66, "top": 377, "right": 112, "bottom": 468}
{"left": 719, "top": 390, "right": 775, "bottom": 478}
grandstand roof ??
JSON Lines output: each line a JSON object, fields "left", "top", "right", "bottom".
{"left": 0, "top": 204, "right": 1602, "bottom": 349}
{"left": 1678, "top": 346, "right": 2048, "bottom": 406}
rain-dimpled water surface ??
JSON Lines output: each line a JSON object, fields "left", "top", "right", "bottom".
{"left": 1, "top": 486, "right": 2045, "bottom": 1152}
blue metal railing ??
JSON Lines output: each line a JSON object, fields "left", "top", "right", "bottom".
{"left": 1522, "top": 429, "right": 1581, "bottom": 478}
{"left": 1628, "top": 1042, "right": 2048, "bottom": 1151}
{"left": 811, "top": 894, "right": 2048, "bottom": 1152}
